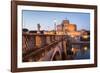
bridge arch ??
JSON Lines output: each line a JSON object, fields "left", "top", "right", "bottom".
{"left": 51, "top": 46, "right": 62, "bottom": 61}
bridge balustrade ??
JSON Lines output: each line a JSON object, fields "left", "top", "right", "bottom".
{"left": 22, "top": 32, "right": 67, "bottom": 62}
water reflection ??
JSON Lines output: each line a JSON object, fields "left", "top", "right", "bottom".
{"left": 67, "top": 44, "right": 90, "bottom": 60}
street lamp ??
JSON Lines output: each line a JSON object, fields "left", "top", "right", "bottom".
{"left": 54, "top": 19, "right": 57, "bottom": 34}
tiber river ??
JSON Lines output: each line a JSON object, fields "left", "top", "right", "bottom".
{"left": 68, "top": 43, "right": 90, "bottom": 60}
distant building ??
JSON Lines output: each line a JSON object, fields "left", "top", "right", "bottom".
{"left": 56, "top": 19, "right": 79, "bottom": 36}
{"left": 80, "top": 30, "right": 90, "bottom": 41}
{"left": 57, "top": 25, "right": 62, "bottom": 31}
{"left": 62, "top": 19, "right": 69, "bottom": 24}
{"left": 67, "top": 31, "right": 81, "bottom": 37}
{"left": 65, "top": 24, "right": 77, "bottom": 32}
{"left": 44, "top": 31, "right": 55, "bottom": 35}
{"left": 56, "top": 31, "right": 64, "bottom": 35}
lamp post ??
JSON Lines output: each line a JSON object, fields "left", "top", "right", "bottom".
{"left": 54, "top": 19, "right": 57, "bottom": 34}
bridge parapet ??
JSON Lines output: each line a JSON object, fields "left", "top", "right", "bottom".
{"left": 22, "top": 32, "right": 68, "bottom": 62}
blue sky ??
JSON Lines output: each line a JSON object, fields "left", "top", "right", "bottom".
{"left": 22, "top": 10, "right": 90, "bottom": 31}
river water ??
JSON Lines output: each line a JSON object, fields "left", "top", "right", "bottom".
{"left": 67, "top": 43, "right": 90, "bottom": 60}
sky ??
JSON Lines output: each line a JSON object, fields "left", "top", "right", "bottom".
{"left": 22, "top": 10, "right": 90, "bottom": 31}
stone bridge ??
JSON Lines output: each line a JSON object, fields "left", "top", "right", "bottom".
{"left": 22, "top": 32, "right": 68, "bottom": 62}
